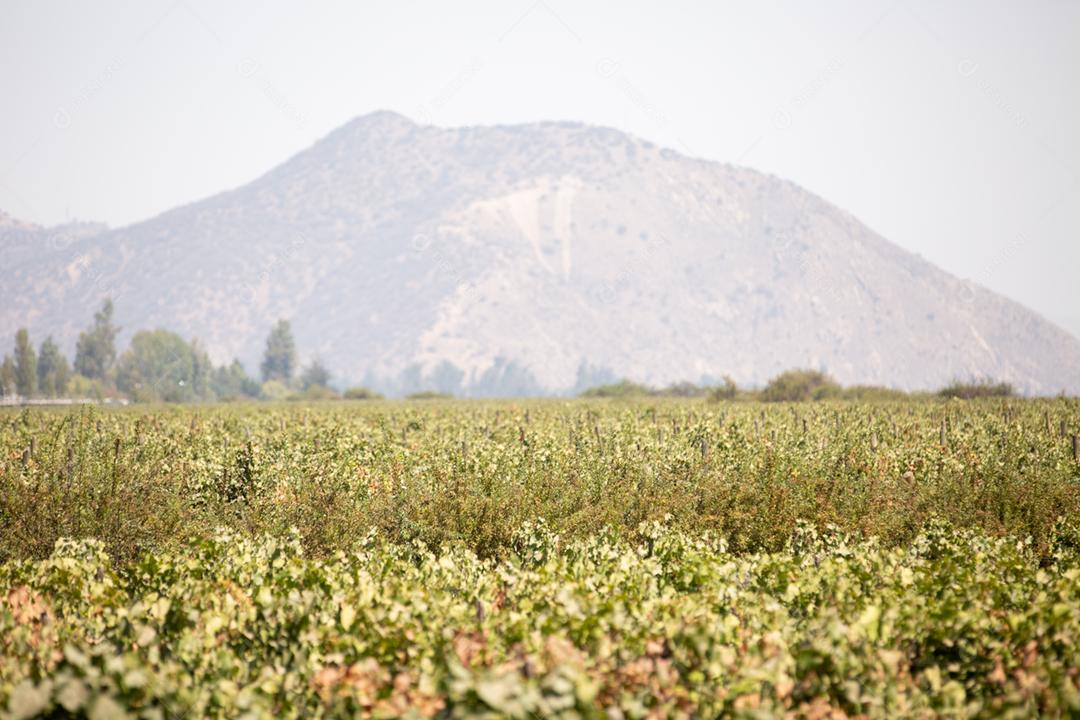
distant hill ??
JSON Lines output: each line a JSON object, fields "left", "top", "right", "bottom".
{"left": 3, "top": 111, "right": 1079, "bottom": 395}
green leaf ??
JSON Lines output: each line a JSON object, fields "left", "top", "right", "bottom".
{"left": 57, "top": 679, "right": 90, "bottom": 712}
{"left": 88, "top": 695, "right": 129, "bottom": 720}
{"left": 340, "top": 602, "right": 356, "bottom": 630}
{"left": 8, "top": 680, "right": 50, "bottom": 720}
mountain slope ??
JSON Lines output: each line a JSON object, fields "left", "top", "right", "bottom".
{"left": 3, "top": 111, "right": 1079, "bottom": 395}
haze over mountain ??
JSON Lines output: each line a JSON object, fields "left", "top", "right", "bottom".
{"left": 3, "top": 111, "right": 1079, "bottom": 396}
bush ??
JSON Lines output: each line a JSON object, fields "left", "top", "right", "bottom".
{"left": 259, "top": 380, "right": 290, "bottom": 401}
{"left": 938, "top": 379, "right": 1015, "bottom": 400}
{"left": 343, "top": 386, "right": 383, "bottom": 400}
{"left": 656, "top": 381, "right": 706, "bottom": 398}
{"left": 761, "top": 369, "right": 840, "bottom": 402}
{"left": 579, "top": 380, "right": 652, "bottom": 398}
{"left": 708, "top": 376, "right": 738, "bottom": 402}
{"left": 405, "top": 390, "right": 454, "bottom": 400}
{"left": 840, "top": 385, "right": 908, "bottom": 401}
{"left": 67, "top": 374, "right": 105, "bottom": 401}
{"left": 290, "top": 384, "right": 340, "bottom": 401}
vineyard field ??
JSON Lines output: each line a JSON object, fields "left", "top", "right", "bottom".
{"left": 2, "top": 399, "right": 1079, "bottom": 718}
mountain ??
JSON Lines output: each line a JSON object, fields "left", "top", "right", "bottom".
{"left": 3, "top": 111, "right": 1079, "bottom": 395}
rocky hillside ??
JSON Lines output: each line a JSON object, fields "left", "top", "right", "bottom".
{"left": 3, "top": 111, "right": 1078, "bottom": 395}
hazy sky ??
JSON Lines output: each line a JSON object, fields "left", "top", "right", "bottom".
{"left": 2, "top": 0, "right": 1078, "bottom": 338}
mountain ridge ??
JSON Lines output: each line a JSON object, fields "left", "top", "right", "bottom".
{"left": 2, "top": 111, "right": 1078, "bottom": 395}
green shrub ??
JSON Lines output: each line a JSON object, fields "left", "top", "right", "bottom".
{"left": 290, "top": 384, "right": 340, "bottom": 401}
{"left": 259, "top": 379, "right": 290, "bottom": 401}
{"left": 405, "top": 390, "right": 454, "bottom": 400}
{"left": 707, "top": 376, "right": 738, "bottom": 401}
{"left": 343, "top": 386, "right": 383, "bottom": 400}
{"left": 761, "top": 368, "right": 840, "bottom": 402}
{"left": 656, "top": 381, "right": 706, "bottom": 397}
{"left": 579, "top": 380, "right": 652, "bottom": 398}
{"left": 939, "top": 378, "right": 1015, "bottom": 399}
{"left": 840, "top": 384, "right": 909, "bottom": 401}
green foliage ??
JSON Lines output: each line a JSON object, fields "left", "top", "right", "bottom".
{"left": 405, "top": 390, "right": 454, "bottom": 400}
{"left": 762, "top": 368, "right": 841, "bottom": 402}
{"left": 300, "top": 358, "right": 332, "bottom": 391}
{"left": 708, "top": 375, "right": 738, "bottom": 401}
{"left": 579, "top": 379, "right": 652, "bottom": 398}
{"left": 35, "top": 337, "right": 70, "bottom": 398}
{"left": 211, "top": 359, "right": 260, "bottom": 401}
{"left": 115, "top": 329, "right": 205, "bottom": 403}
{"left": 343, "top": 386, "right": 383, "bottom": 400}
{"left": 292, "top": 384, "right": 341, "bottom": 401}
{"left": 657, "top": 381, "right": 708, "bottom": 397}
{"left": 3, "top": 400, "right": 1078, "bottom": 561}
{"left": 2, "top": 520, "right": 1079, "bottom": 718}
{"left": 13, "top": 329, "right": 36, "bottom": 397}
{"left": 939, "top": 379, "right": 1016, "bottom": 400}
{"left": 66, "top": 374, "right": 105, "bottom": 401}
{"left": 2, "top": 400, "right": 1080, "bottom": 715}
{"left": 840, "top": 384, "right": 910, "bottom": 401}
{"left": 0, "top": 355, "right": 15, "bottom": 398}
{"left": 73, "top": 299, "right": 118, "bottom": 381}
{"left": 259, "top": 379, "right": 290, "bottom": 401}
{"left": 260, "top": 319, "right": 297, "bottom": 383}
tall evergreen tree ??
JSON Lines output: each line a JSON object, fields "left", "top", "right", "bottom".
{"left": 74, "top": 299, "right": 119, "bottom": 380}
{"left": 37, "top": 337, "right": 71, "bottom": 397}
{"left": 260, "top": 319, "right": 297, "bottom": 383}
{"left": 13, "top": 328, "right": 37, "bottom": 397}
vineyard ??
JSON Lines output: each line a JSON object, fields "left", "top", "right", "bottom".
{"left": 2, "top": 399, "right": 1079, "bottom": 718}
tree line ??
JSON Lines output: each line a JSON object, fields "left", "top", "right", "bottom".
{"left": 579, "top": 368, "right": 1018, "bottom": 402}
{"left": 0, "top": 300, "right": 348, "bottom": 403}
{"left": 2, "top": 300, "right": 1025, "bottom": 404}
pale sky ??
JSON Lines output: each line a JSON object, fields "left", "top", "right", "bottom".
{"left": 2, "top": 0, "right": 1078, "bottom": 338}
